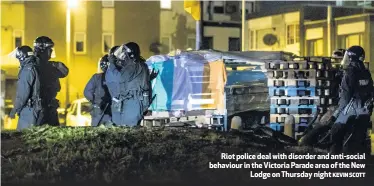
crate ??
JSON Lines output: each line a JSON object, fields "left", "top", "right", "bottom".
{"left": 270, "top": 105, "right": 318, "bottom": 115}
{"left": 266, "top": 70, "right": 317, "bottom": 79}
{"left": 267, "top": 79, "right": 317, "bottom": 87}
{"left": 270, "top": 96, "right": 320, "bottom": 106}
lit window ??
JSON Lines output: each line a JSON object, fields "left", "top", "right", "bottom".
{"left": 338, "top": 34, "right": 364, "bottom": 49}
{"left": 13, "top": 30, "right": 24, "bottom": 48}
{"left": 74, "top": 32, "right": 86, "bottom": 54}
{"left": 287, "top": 24, "right": 299, "bottom": 45}
{"left": 307, "top": 39, "right": 324, "bottom": 56}
{"left": 102, "top": 33, "right": 114, "bottom": 54}
{"left": 102, "top": 0, "right": 114, "bottom": 8}
{"left": 160, "top": 0, "right": 171, "bottom": 9}
{"left": 187, "top": 37, "right": 196, "bottom": 49}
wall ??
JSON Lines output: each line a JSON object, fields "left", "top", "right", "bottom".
{"left": 204, "top": 26, "right": 240, "bottom": 51}
{"left": 1, "top": 2, "right": 25, "bottom": 69}
{"left": 247, "top": 11, "right": 300, "bottom": 55}
{"left": 115, "top": 1, "right": 160, "bottom": 59}
{"left": 160, "top": 1, "right": 196, "bottom": 52}
{"left": 25, "top": 1, "right": 68, "bottom": 105}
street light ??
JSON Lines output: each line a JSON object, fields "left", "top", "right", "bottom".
{"left": 65, "top": 0, "right": 78, "bottom": 108}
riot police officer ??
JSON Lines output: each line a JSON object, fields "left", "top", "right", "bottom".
{"left": 33, "top": 36, "right": 69, "bottom": 126}
{"left": 126, "top": 42, "right": 158, "bottom": 81}
{"left": 105, "top": 42, "right": 152, "bottom": 126}
{"left": 332, "top": 49, "right": 346, "bottom": 58}
{"left": 84, "top": 55, "right": 112, "bottom": 126}
{"left": 9, "top": 46, "right": 42, "bottom": 130}
{"left": 331, "top": 46, "right": 374, "bottom": 154}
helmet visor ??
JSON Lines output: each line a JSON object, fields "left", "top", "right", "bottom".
{"left": 341, "top": 50, "right": 350, "bottom": 69}
{"left": 113, "top": 45, "right": 128, "bottom": 60}
{"left": 7, "top": 48, "right": 18, "bottom": 59}
{"left": 51, "top": 47, "right": 56, "bottom": 58}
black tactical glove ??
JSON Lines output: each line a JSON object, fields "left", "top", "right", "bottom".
{"left": 108, "top": 54, "right": 117, "bottom": 65}
{"left": 51, "top": 61, "right": 69, "bottom": 76}
{"left": 9, "top": 109, "right": 17, "bottom": 119}
{"left": 150, "top": 68, "right": 159, "bottom": 80}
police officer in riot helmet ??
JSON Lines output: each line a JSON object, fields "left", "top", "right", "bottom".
{"left": 9, "top": 46, "right": 43, "bottom": 130}
{"left": 108, "top": 45, "right": 121, "bottom": 67}
{"left": 33, "top": 36, "right": 69, "bottom": 126}
{"left": 125, "top": 42, "right": 159, "bottom": 80}
{"left": 84, "top": 55, "right": 113, "bottom": 126}
{"left": 105, "top": 42, "right": 152, "bottom": 126}
{"left": 332, "top": 49, "right": 346, "bottom": 58}
{"left": 330, "top": 46, "right": 374, "bottom": 154}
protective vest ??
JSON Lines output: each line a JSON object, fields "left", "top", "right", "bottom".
{"left": 18, "top": 59, "right": 42, "bottom": 111}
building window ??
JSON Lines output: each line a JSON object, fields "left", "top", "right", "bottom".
{"left": 338, "top": 33, "right": 364, "bottom": 49}
{"left": 102, "top": 33, "right": 114, "bottom": 54}
{"left": 102, "top": 0, "right": 114, "bottom": 8}
{"left": 229, "top": 37, "right": 240, "bottom": 51}
{"left": 307, "top": 39, "right": 324, "bottom": 56}
{"left": 287, "top": 24, "right": 300, "bottom": 45}
{"left": 187, "top": 37, "right": 196, "bottom": 49}
{"left": 161, "top": 36, "right": 171, "bottom": 53}
{"left": 13, "top": 30, "right": 24, "bottom": 48}
{"left": 239, "top": 1, "right": 254, "bottom": 15}
{"left": 202, "top": 37, "right": 213, "bottom": 49}
{"left": 213, "top": 1, "right": 224, "bottom": 14}
{"left": 225, "top": 1, "right": 238, "bottom": 14}
{"left": 74, "top": 32, "right": 86, "bottom": 54}
{"left": 160, "top": 0, "right": 171, "bottom": 9}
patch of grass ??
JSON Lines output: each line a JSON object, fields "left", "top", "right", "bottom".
{"left": 1, "top": 126, "right": 328, "bottom": 184}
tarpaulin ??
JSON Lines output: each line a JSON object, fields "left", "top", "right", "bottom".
{"left": 146, "top": 52, "right": 227, "bottom": 112}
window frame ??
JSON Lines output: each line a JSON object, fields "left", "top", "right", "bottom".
{"left": 74, "top": 32, "right": 87, "bottom": 55}
{"left": 202, "top": 36, "right": 214, "bottom": 50}
{"left": 286, "top": 23, "right": 300, "bottom": 45}
{"left": 338, "top": 33, "right": 364, "bottom": 49}
{"left": 307, "top": 39, "right": 324, "bottom": 56}
{"left": 102, "top": 32, "right": 114, "bottom": 54}
{"left": 213, "top": 1, "right": 225, "bottom": 14}
{"left": 228, "top": 37, "right": 241, "bottom": 51}
{"left": 102, "top": 0, "right": 114, "bottom": 8}
{"left": 187, "top": 36, "right": 196, "bottom": 50}
{"left": 13, "top": 29, "right": 24, "bottom": 48}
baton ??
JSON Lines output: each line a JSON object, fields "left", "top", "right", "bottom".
{"left": 95, "top": 103, "right": 109, "bottom": 126}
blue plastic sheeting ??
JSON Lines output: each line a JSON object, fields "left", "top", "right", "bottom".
{"left": 146, "top": 53, "right": 226, "bottom": 112}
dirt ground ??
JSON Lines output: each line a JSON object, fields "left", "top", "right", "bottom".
{"left": 1, "top": 126, "right": 374, "bottom": 185}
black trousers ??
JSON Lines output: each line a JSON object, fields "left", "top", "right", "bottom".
{"left": 330, "top": 117, "right": 369, "bottom": 154}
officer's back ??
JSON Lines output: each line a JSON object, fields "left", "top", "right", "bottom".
{"left": 9, "top": 46, "right": 42, "bottom": 130}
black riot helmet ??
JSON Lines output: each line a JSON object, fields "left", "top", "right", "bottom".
{"left": 346, "top": 46, "right": 365, "bottom": 62}
{"left": 15, "top": 46, "right": 34, "bottom": 62}
{"left": 109, "top": 45, "right": 120, "bottom": 55}
{"left": 33, "top": 36, "right": 54, "bottom": 61}
{"left": 33, "top": 36, "right": 54, "bottom": 52}
{"left": 99, "top": 54, "right": 109, "bottom": 72}
{"left": 113, "top": 44, "right": 135, "bottom": 61}
{"left": 125, "top": 42, "right": 140, "bottom": 59}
